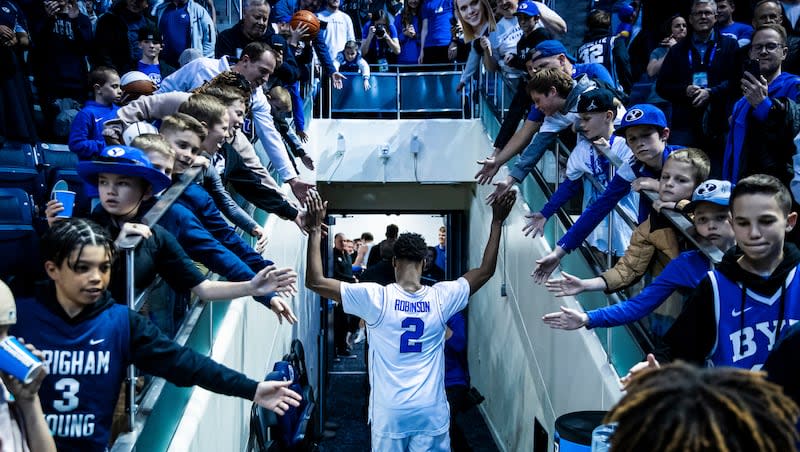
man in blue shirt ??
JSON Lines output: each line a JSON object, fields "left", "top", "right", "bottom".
{"left": 154, "top": 0, "right": 215, "bottom": 67}
{"left": 418, "top": 0, "right": 453, "bottom": 63}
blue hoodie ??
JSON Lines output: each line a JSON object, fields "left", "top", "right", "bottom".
{"left": 723, "top": 72, "right": 800, "bottom": 183}
{"left": 586, "top": 250, "right": 712, "bottom": 328}
{"left": 68, "top": 101, "right": 120, "bottom": 159}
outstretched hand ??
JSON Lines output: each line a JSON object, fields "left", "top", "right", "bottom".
{"left": 532, "top": 251, "right": 561, "bottom": 284}
{"left": 249, "top": 265, "right": 297, "bottom": 297}
{"left": 475, "top": 156, "right": 500, "bottom": 185}
{"left": 486, "top": 177, "right": 514, "bottom": 205}
{"left": 303, "top": 189, "right": 327, "bottom": 232}
{"left": 522, "top": 211, "right": 547, "bottom": 238}
{"left": 541, "top": 306, "right": 588, "bottom": 330}
{"left": 620, "top": 353, "right": 660, "bottom": 389}
{"left": 288, "top": 178, "right": 316, "bottom": 205}
{"left": 254, "top": 380, "right": 302, "bottom": 415}
{"left": 491, "top": 189, "right": 516, "bottom": 222}
{"left": 544, "top": 271, "right": 585, "bottom": 297}
{"left": 269, "top": 296, "right": 299, "bottom": 324}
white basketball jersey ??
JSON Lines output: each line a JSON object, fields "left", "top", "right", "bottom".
{"left": 341, "top": 278, "right": 470, "bottom": 438}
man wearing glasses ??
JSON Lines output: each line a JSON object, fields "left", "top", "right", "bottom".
{"left": 723, "top": 23, "right": 800, "bottom": 189}
{"left": 656, "top": 0, "right": 739, "bottom": 173}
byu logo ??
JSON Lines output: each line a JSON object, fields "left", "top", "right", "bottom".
{"left": 1, "top": 6, "right": 9, "bottom": 13}
{"left": 587, "top": 100, "right": 597, "bottom": 111}
{"left": 625, "top": 109, "right": 644, "bottom": 122}
{"left": 697, "top": 182, "right": 717, "bottom": 195}
{"left": 107, "top": 147, "right": 126, "bottom": 157}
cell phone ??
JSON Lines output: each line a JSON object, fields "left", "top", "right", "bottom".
{"left": 745, "top": 59, "right": 761, "bottom": 78}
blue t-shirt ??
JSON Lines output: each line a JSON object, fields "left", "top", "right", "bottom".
{"left": 720, "top": 22, "right": 754, "bottom": 47}
{"left": 421, "top": 0, "right": 453, "bottom": 47}
{"left": 159, "top": 3, "right": 191, "bottom": 66}
{"left": 137, "top": 61, "right": 163, "bottom": 87}
{"left": 395, "top": 14, "right": 421, "bottom": 64}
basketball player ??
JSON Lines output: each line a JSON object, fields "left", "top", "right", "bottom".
{"left": 304, "top": 189, "right": 516, "bottom": 451}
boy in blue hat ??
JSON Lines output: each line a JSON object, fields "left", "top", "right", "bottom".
{"left": 10, "top": 217, "right": 301, "bottom": 451}
{"left": 532, "top": 103, "right": 684, "bottom": 284}
{"left": 543, "top": 179, "right": 736, "bottom": 332}
{"left": 46, "top": 145, "right": 298, "bottom": 330}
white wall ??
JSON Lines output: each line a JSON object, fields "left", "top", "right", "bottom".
{"left": 331, "top": 214, "right": 445, "bottom": 247}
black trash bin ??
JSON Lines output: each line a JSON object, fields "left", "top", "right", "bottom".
{"left": 554, "top": 411, "right": 607, "bottom": 452}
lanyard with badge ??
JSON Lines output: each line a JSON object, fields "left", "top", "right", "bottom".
{"left": 688, "top": 43, "right": 717, "bottom": 88}
{"left": 590, "top": 135, "right": 615, "bottom": 187}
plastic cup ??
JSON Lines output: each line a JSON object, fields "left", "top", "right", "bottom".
{"left": 0, "top": 336, "right": 44, "bottom": 384}
{"left": 52, "top": 190, "right": 76, "bottom": 218}
{"left": 591, "top": 423, "right": 617, "bottom": 451}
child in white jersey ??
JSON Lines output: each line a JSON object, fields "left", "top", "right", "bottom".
{"left": 304, "top": 189, "right": 515, "bottom": 451}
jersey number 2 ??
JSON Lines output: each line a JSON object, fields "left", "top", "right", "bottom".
{"left": 400, "top": 317, "right": 424, "bottom": 353}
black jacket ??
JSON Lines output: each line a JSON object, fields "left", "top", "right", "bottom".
{"left": 661, "top": 243, "right": 800, "bottom": 364}
{"left": 656, "top": 31, "right": 740, "bottom": 134}
{"left": 92, "top": 1, "right": 154, "bottom": 73}
{"left": 215, "top": 20, "right": 301, "bottom": 85}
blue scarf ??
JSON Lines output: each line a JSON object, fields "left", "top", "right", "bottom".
{"left": 723, "top": 71, "right": 800, "bottom": 183}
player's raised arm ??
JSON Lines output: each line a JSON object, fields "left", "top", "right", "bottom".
{"left": 304, "top": 190, "right": 343, "bottom": 302}
{"left": 463, "top": 190, "right": 516, "bottom": 295}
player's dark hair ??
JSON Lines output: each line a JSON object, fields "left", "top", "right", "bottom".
{"left": 361, "top": 232, "right": 374, "bottom": 241}
{"left": 386, "top": 224, "right": 399, "bottom": 239}
{"left": 42, "top": 218, "right": 117, "bottom": 269}
{"left": 606, "top": 362, "right": 799, "bottom": 452}
{"left": 393, "top": 233, "right": 427, "bottom": 262}
{"left": 731, "top": 174, "right": 793, "bottom": 216}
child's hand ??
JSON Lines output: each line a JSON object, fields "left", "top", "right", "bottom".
{"left": 363, "top": 78, "right": 370, "bottom": 91}
{"left": 300, "top": 154, "right": 315, "bottom": 171}
{"left": 522, "top": 211, "right": 547, "bottom": 238}
{"left": 116, "top": 223, "right": 152, "bottom": 245}
{"left": 192, "top": 155, "right": 211, "bottom": 169}
{"left": 297, "top": 130, "right": 309, "bottom": 143}
{"left": 45, "top": 199, "right": 66, "bottom": 227}
{"left": 332, "top": 72, "right": 346, "bottom": 90}
{"left": 252, "top": 225, "right": 269, "bottom": 253}
{"left": 631, "top": 177, "right": 659, "bottom": 192}
{"left": 652, "top": 199, "right": 676, "bottom": 213}
{"left": 544, "top": 271, "right": 586, "bottom": 297}
{"left": 541, "top": 306, "right": 589, "bottom": 330}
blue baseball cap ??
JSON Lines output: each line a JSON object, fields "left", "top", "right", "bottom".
{"left": 684, "top": 179, "right": 732, "bottom": 212}
{"left": 515, "top": 1, "right": 540, "bottom": 17}
{"left": 78, "top": 145, "right": 172, "bottom": 193}
{"left": 614, "top": 104, "right": 667, "bottom": 136}
{"left": 529, "top": 40, "right": 576, "bottom": 63}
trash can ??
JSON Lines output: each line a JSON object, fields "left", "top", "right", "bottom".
{"left": 554, "top": 411, "right": 607, "bottom": 452}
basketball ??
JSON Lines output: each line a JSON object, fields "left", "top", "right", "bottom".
{"left": 289, "top": 10, "right": 320, "bottom": 39}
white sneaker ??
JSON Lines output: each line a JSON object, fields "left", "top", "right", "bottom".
{"left": 353, "top": 328, "right": 366, "bottom": 344}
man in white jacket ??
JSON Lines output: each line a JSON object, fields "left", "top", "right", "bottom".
{"left": 158, "top": 41, "right": 316, "bottom": 203}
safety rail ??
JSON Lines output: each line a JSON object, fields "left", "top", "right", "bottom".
{"left": 323, "top": 64, "right": 468, "bottom": 119}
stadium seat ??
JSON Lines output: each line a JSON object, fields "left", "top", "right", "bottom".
{"left": 0, "top": 142, "right": 46, "bottom": 203}
{"left": 0, "top": 188, "right": 40, "bottom": 283}
{"left": 38, "top": 143, "right": 91, "bottom": 216}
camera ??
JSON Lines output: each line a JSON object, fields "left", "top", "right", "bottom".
{"left": 375, "top": 24, "right": 387, "bottom": 38}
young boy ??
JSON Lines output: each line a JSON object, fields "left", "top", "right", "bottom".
{"left": 524, "top": 87, "right": 638, "bottom": 260}
{"left": 304, "top": 189, "right": 516, "bottom": 450}
{"left": 543, "top": 179, "right": 736, "bottom": 332}
{"left": 267, "top": 86, "right": 315, "bottom": 171}
{"left": 663, "top": 174, "right": 800, "bottom": 370}
{"left": 136, "top": 25, "right": 175, "bottom": 89}
{"left": 532, "top": 103, "right": 684, "bottom": 284}
{"left": 68, "top": 67, "right": 121, "bottom": 159}
{"left": 10, "top": 218, "right": 301, "bottom": 451}
{"left": 0, "top": 280, "right": 56, "bottom": 452}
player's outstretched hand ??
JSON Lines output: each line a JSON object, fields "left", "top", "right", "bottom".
{"left": 532, "top": 251, "right": 561, "bottom": 284}
{"left": 475, "top": 156, "right": 500, "bottom": 185}
{"left": 541, "top": 306, "right": 588, "bottom": 330}
{"left": 249, "top": 265, "right": 297, "bottom": 297}
{"left": 486, "top": 177, "right": 514, "bottom": 205}
{"left": 620, "top": 353, "right": 660, "bottom": 389}
{"left": 304, "top": 189, "right": 327, "bottom": 231}
{"left": 544, "top": 271, "right": 585, "bottom": 297}
{"left": 254, "top": 380, "right": 302, "bottom": 415}
{"left": 522, "top": 211, "right": 547, "bottom": 238}
{"left": 491, "top": 189, "right": 516, "bottom": 222}
{"left": 269, "top": 296, "right": 298, "bottom": 324}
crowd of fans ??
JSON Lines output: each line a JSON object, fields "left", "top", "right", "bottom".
{"left": 3, "top": 0, "right": 800, "bottom": 449}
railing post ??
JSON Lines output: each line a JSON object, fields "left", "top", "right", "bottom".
{"left": 396, "top": 67, "right": 401, "bottom": 120}
{"left": 123, "top": 246, "right": 137, "bottom": 432}
{"left": 606, "top": 162, "right": 615, "bottom": 271}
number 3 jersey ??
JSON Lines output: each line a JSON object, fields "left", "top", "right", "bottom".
{"left": 341, "top": 277, "right": 470, "bottom": 438}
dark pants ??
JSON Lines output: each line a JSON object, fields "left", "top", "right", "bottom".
{"left": 446, "top": 385, "right": 473, "bottom": 451}
{"left": 422, "top": 46, "right": 450, "bottom": 65}
{"left": 333, "top": 302, "right": 359, "bottom": 353}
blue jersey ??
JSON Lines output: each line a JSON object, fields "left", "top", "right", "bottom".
{"left": 12, "top": 296, "right": 131, "bottom": 452}
{"left": 708, "top": 266, "right": 800, "bottom": 370}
